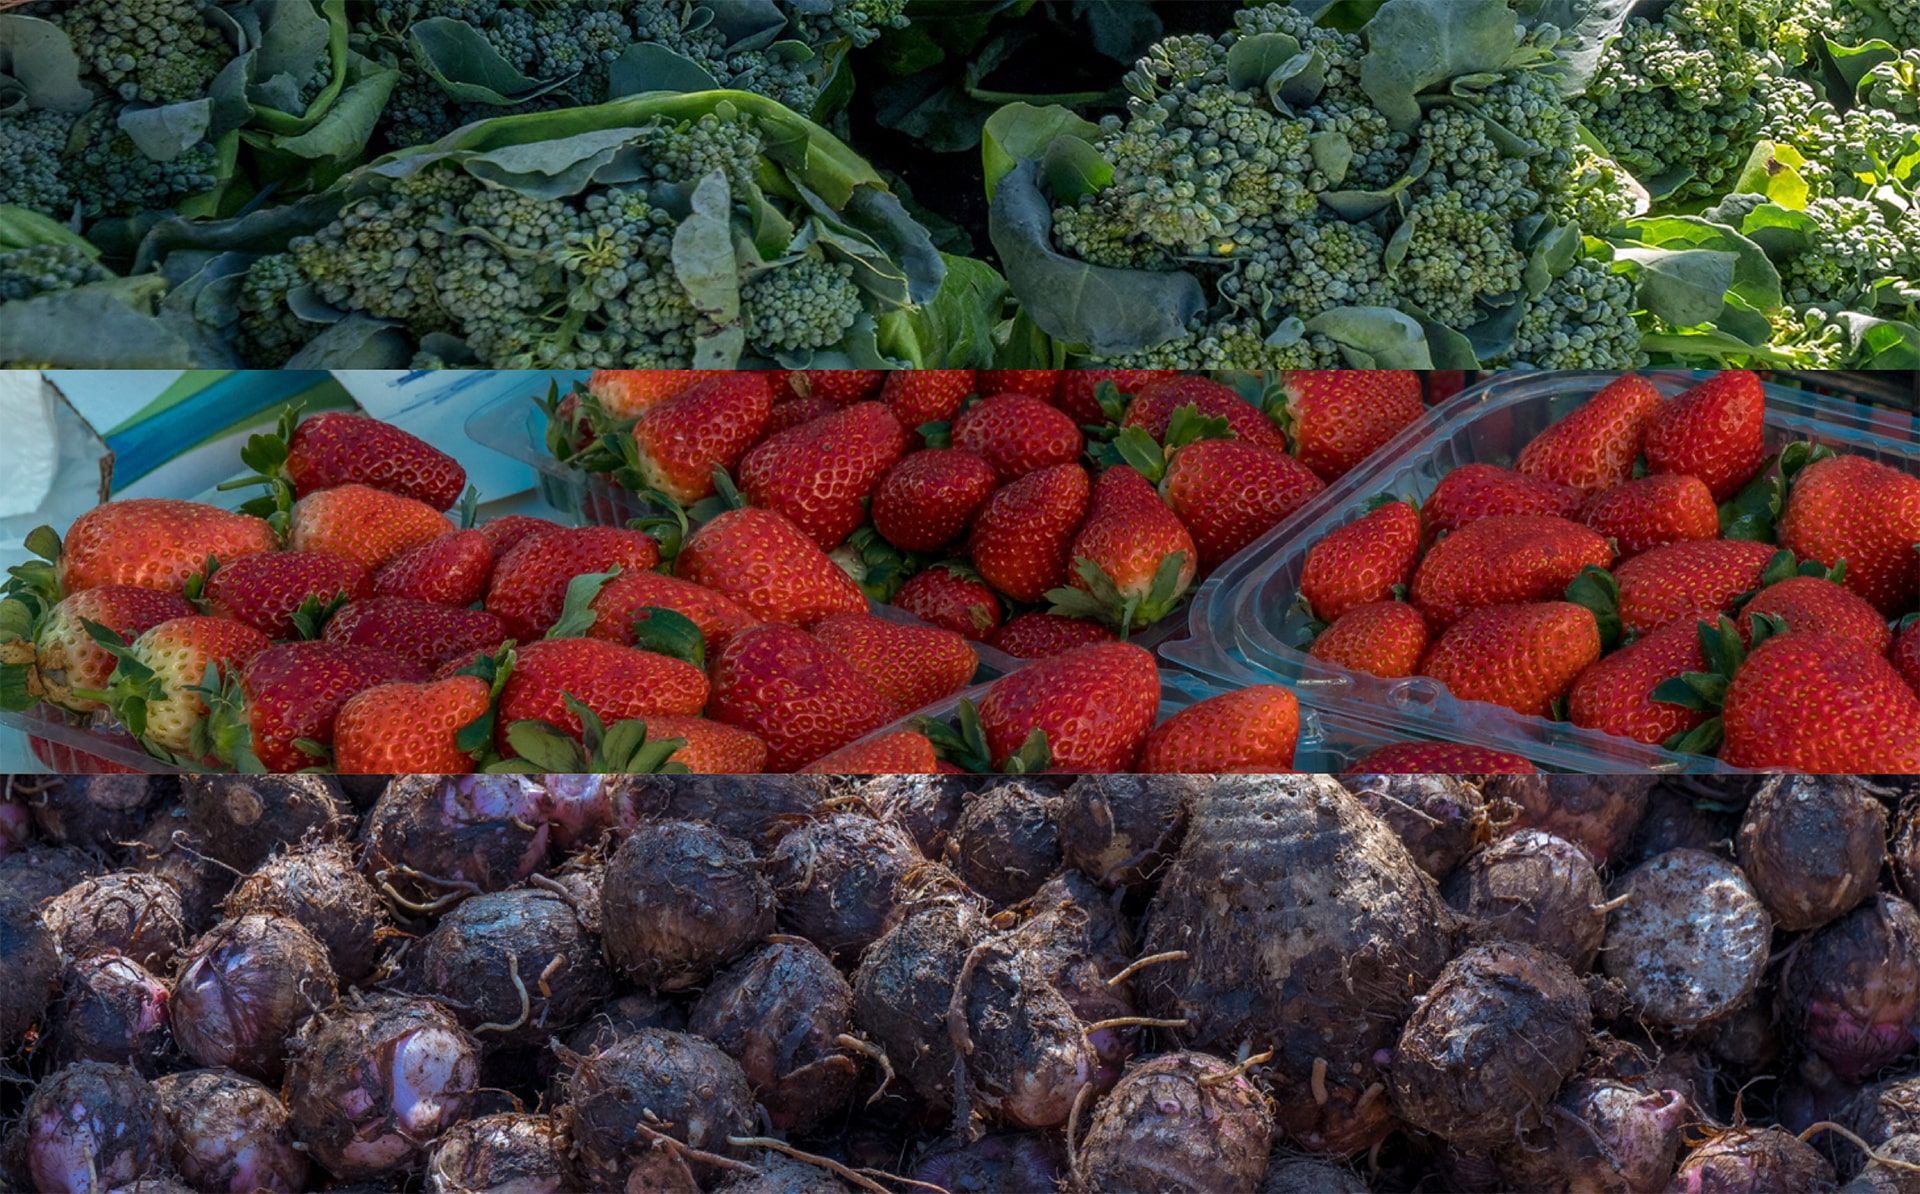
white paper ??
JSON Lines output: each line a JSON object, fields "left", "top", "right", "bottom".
{"left": 0, "top": 371, "right": 58, "bottom": 519}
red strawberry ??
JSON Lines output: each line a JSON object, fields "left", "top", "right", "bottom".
{"left": 9, "top": 586, "right": 194, "bottom": 714}
{"left": 334, "top": 675, "right": 492, "bottom": 774}
{"left": 1050, "top": 466, "right": 1196, "bottom": 631}
{"left": 976, "top": 370, "right": 1060, "bottom": 402}
{"left": 1123, "top": 375, "right": 1287, "bottom": 453}
{"left": 1894, "top": 618, "right": 1920, "bottom": 695}
{"left": 1607, "top": 539, "right": 1781, "bottom": 636}
{"left": 883, "top": 370, "right": 976, "bottom": 432}
{"left": 1720, "top": 632, "right": 1920, "bottom": 771}
{"left": 969, "top": 641, "right": 1159, "bottom": 772}
{"left": 1345, "top": 743, "right": 1538, "bottom": 774}
{"left": 951, "top": 394, "right": 1084, "bottom": 482}
{"left": 1737, "top": 575, "right": 1891, "bottom": 652}
{"left": 798, "top": 730, "right": 940, "bottom": 775}
{"left": 587, "top": 571, "right": 759, "bottom": 654}
{"left": 1580, "top": 474, "right": 1719, "bottom": 558}
{"left": 54, "top": 499, "right": 277, "bottom": 595}
{"left": 496, "top": 636, "right": 709, "bottom": 752}
{"left": 812, "top": 612, "right": 978, "bottom": 715}
{"left": 373, "top": 530, "right": 495, "bottom": 608}
{"left": 1515, "top": 375, "right": 1666, "bottom": 493}
{"left": 1420, "top": 602, "right": 1602, "bottom": 717}
{"left": 893, "top": 566, "right": 1003, "bottom": 640}
{"left": 1138, "top": 685, "right": 1299, "bottom": 773}
{"left": 776, "top": 370, "right": 886, "bottom": 405}
{"left": 1643, "top": 371, "right": 1768, "bottom": 500}
{"left": 200, "top": 550, "right": 372, "bottom": 640}
{"left": 968, "top": 464, "right": 1092, "bottom": 604}
{"left": 1421, "top": 464, "right": 1584, "bottom": 536}
{"left": 871, "top": 449, "right": 998, "bottom": 552}
{"left": 707, "top": 624, "right": 896, "bottom": 771}
{"left": 736, "top": 401, "right": 909, "bottom": 549}
{"left": 1308, "top": 601, "right": 1429, "bottom": 679}
{"left": 324, "top": 597, "right": 509, "bottom": 672}
{"left": 765, "top": 395, "right": 838, "bottom": 437}
{"left": 1565, "top": 616, "right": 1708, "bottom": 746}
{"left": 589, "top": 369, "right": 726, "bottom": 419}
{"left": 989, "top": 612, "right": 1115, "bottom": 659}
{"left": 1272, "top": 370, "right": 1425, "bottom": 481}
{"left": 1409, "top": 515, "right": 1613, "bottom": 627}
{"left": 95, "top": 615, "right": 272, "bottom": 758}
{"left": 628, "top": 715, "right": 767, "bottom": 773}
{"left": 1298, "top": 501, "right": 1421, "bottom": 622}
{"left": 212, "top": 640, "right": 424, "bottom": 772}
{"left": 1056, "top": 369, "right": 1175, "bottom": 425}
{"left": 475, "top": 515, "right": 562, "bottom": 556}
{"left": 287, "top": 484, "right": 453, "bottom": 572}
{"left": 485, "top": 526, "right": 660, "bottom": 641}
{"left": 626, "top": 373, "right": 774, "bottom": 503}
{"left": 674, "top": 507, "right": 867, "bottom": 626}
{"left": 279, "top": 410, "right": 467, "bottom": 510}
{"left": 1161, "top": 439, "right": 1327, "bottom": 569}
{"left": 1779, "top": 453, "right": 1920, "bottom": 614}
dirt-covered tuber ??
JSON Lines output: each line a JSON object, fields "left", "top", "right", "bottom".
{"left": 171, "top": 913, "right": 337, "bottom": 1080}
{"left": 182, "top": 775, "right": 350, "bottom": 871}
{"left": 600, "top": 819, "right": 775, "bottom": 992}
{"left": 1602, "top": 849, "right": 1771, "bottom": 1032}
{"left": 1738, "top": 775, "right": 1888, "bottom": 932}
{"left": 688, "top": 940, "right": 859, "bottom": 1134}
{"left": 562, "top": 1027, "right": 756, "bottom": 1188}
{"left": 767, "top": 812, "right": 923, "bottom": 959}
{"left": 154, "top": 1068, "right": 309, "bottom": 1194}
{"left": 1073, "top": 1051, "right": 1274, "bottom": 1194}
{"left": 1445, "top": 829, "right": 1606, "bottom": 969}
{"left": 225, "top": 840, "right": 387, "bottom": 981}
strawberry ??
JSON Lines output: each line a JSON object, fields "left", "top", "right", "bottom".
{"left": 1048, "top": 465, "right": 1196, "bottom": 631}
{"left": 200, "top": 550, "right": 371, "bottom": 639}
{"left": 1308, "top": 601, "right": 1429, "bottom": 679}
{"left": 883, "top": 370, "right": 976, "bottom": 433}
{"left": 1345, "top": 743, "right": 1538, "bottom": 774}
{"left": 799, "top": 730, "right": 940, "bottom": 775}
{"left": 1515, "top": 374, "right": 1666, "bottom": 493}
{"left": 625, "top": 373, "right": 774, "bottom": 503}
{"left": 976, "top": 370, "right": 1060, "bottom": 402}
{"left": 871, "top": 449, "right": 998, "bottom": 552}
{"left": 373, "top": 530, "right": 495, "bottom": 608}
{"left": 1409, "top": 515, "right": 1613, "bottom": 627}
{"left": 989, "top": 612, "right": 1115, "bottom": 659}
{"left": 1123, "top": 375, "right": 1287, "bottom": 453}
{"left": 1055, "top": 369, "right": 1175, "bottom": 425}
{"left": 1421, "top": 464, "right": 1583, "bottom": 536}
{"left": 736, "top": 401, "right": 909, "bottom": 549}
{"left": 1737, "top": 574, "right": 1891, "bottom": 652}
{"left": 1718, "top": 632, "right": 1920, "bottom": 771}
{"left": 496, "top": 636, "right": 709, "bottom": 753}
{"left": 1642, "top": 370, "right": 1768, "bottom": 501}
{"left": 765, "top": 395, "right": 838, "bottom": 437}
{"left": 88, "top": 615, "right": 271, "bottom": 758}
{"left": 1603, "top": 539, "right": 1782, "bottom": 636}
{"left": 485, "top": 526, "right": 660, "bottom": 640}
{"left": 1419, "top": 602, "right": 1602, "bottom": 717}
{"left": 1161, "top": 439, "right": 1327, "bottom": 569}
{"left": 1271, "top": 370, "right": 1424, "bottom": 480}
{"left": 53, "top": 499, "right": 277, "bottom": 595}
{"left": 674, "top": 507, "right": 867, "bottom": 626}
{"left": 589, "top": 369, "right": 726, "bottom": 419}
{"left": 203, "top": 640, "right": 424, "bottom": 772}
{"left": 5, "top": 586, "right": 194, "bottom": 714}
{"left": 962, "top": 641, "right": 1160, "bottom": 772}
{"left": 1565, "top": 616, "right": 1708, "bottom": 746}
{"left": 1779, "top": 452, "right": 1920, "bottom": 614}
{"left": 1298, "top": 501, "right": 1421, "bottom": 622}
{"left": 812, "top": 612, "right": 978, "bottom": 715}
{"left": 334, "top": 675, "right": 493, "bottom": 774}
{"left": 776, "top": 370, "right": 886, "bottom": 405}
{"left": 475, "top": 515, "right": 562, "bottom": 556}
{"left": 967, "top": 463, "right": 1092, "bottom": 604}
{"left": 707, "top": 624, "right": 896, "bottom": 771}
{"left": 1894, "top": 618, "right": 1920, "bottom": 695}
{"left": 949, "top": 394, "right": 1084, "bottom": 482}
{"left": 893, "top": 565, "right": 1003, "bottom": 640}
{"left": 1579, "top": 474, "right": 1719, "bottom": 558}
{"left": 587, "top": 570, "right": 759, "bottom": 654}
{"left": 640, "top": 715, "right": 768, "bottom": 773}
{"left": 1137, "top": 685, "right": 1299, "bottom": 773}
{"left": 273, "top": 410, "right": 467, "bottom": 510}
{"left": 324, "top": 597, "right": 510, "bottom": 672}
{"left": 287, "top": 484, "right": 453, "bottom": 572}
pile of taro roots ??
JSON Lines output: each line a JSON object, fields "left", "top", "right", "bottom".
{"left": 5, "top": 772, "right": 1920, "bottom": 1193}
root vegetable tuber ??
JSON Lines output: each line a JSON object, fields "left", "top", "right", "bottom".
{"left": 688, "top": 940, "right": 859, "bottom": 1135}
{"left": 51, "top": 953, "right": 172, "bottom": 1073}
{"left": 425, "top": 1112, "right": 575, "bottom": 1194}
{"left": 1444, "top": 829, "right": 1606, "bottom": 969}
{"left": 599, "top": 819, "right": 774, "bottom": 992}
{"left": 224, "top": 840, "right": 387, "bottom": 982}
{"left": 362, "top": 775, "right": 552, "bottom": 909}
{"left": 946, "top": 779, "right": 1063, "bottom": 906}
{"left": 1343, "top": 773, "right": 1488, "bottom": 880}
{"left": 181, "top": 775, "right": 351, "bottom": 871}
{"left": 171, "top": 913, "right": 336, "bottom": 1080}
{"left": 1072, "top": 1051, "right": 1273, "bottom": 1194}
{"left": 1602, "top": 849, "right": 1771, "bottom": 1032}
{"left": 1484, "top": 775, "right": 1654, "bottom": 867}
{"left": 768, "top": 813, "right": 924, "bottom": 960}
{"left": 153, "top": 1068, "right": 308, "bottom": 1194}
{"left": 42, "top": 871, "right": 187, "bottom": 971}
{"left": 1055, "top": 774, "right": 1204, "bottom": 889}
{"left": 1783, "top": 894, "right": 1920, "bottom": 1082}
{"left": 22, "top": 1062, "right": 170, "bottom": 1194}
{"left": 562, "top": 1027, "right": 756, "bottom": 1189}
{"left": 405, "top": 885, "right": 612, "bottom": 1048}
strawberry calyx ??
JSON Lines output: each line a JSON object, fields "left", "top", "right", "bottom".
{"left": 545, "top": 571, "right": 620, "bottom": 640}
{"left": 188, "top": 671, "right": 266, "bottom": 773}
{"left": 1096, "top": 404, "right": 1232, "bottom": 477}
{"left": 540, "top": 380, "right": 626, "bottom": 465}
{"left": 218, "top": 404, "right": 305, "bottom": 538}
{"left": 492, "top": 693, "right": 691, "bottom": 775}
{"left": 830, "top": 527, "right": 921, "bottom": 603}
{"left": 1652, "top": 613, "right": 1788, "bottom": 756}
{"left": 451, "top": 647, "right": 516, "bottom": 763}
{"left": 5, "top": 525, "right": 63, "bottom": 611}
{"left": 1565, "top": 565, "right": 1626, "bottom": 651}
{"left": 627, "top": 606, "right": 707, "bottom": 671}
{"left": 71, "top": 619, "right": 203, "bottom": 766}
{"left": 1045, "top": 550, "right": 1190, "bottom": 635}
{"left": 915, "top": 698, "right": 1053, "bottom": 774}
{"left": 0, "top": 598, "right": 41, "bottom": 712}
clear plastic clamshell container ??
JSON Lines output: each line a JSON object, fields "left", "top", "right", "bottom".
{"left": 1160, "top": 370, "right": 1920, "bottom": 773}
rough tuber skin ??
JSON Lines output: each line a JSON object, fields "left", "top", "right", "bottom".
{"left": 1497, "top": 1075, "right": 1689, "bottom": 1193}
{"left": 1444, "top": 828, "right": 1606, "bottom": 970}
{"left": 1056, "top": 774, "right": 1206, "bottom": 888}
{"left": 850, "top": 774, "right": 974, "bottom": 858}
{"left": 153, "top": 1068, "right": 309, "bottom": 1194}
{"left": 1783, "top": 894, "right": 1920, "bottom": 1083}
{"left": 1484, "top": 775, "right": 1655, "bottom": 867}
{"left": 28, "top": 776, "right": 163, "bottom": 852}
{"left": 767, "top": 812, "right": 923, "bottom": 960}
{"left": 128, "top": 808, "right": 233, "bottom": 933}
{"left": 1008, "top": 872, "right": 1139, "bottom": 1090}
{"left": 956, "top": 936, "right": 1097, "bottom": 1129}
{"left": 1842, "top": 1132, "right": 1920, "bottom": 1194}
{"left": 41, "top": 870, "right": 188, "bottom": 972}
{"left": 911, "top": 1132, "right": 1066, "bottom": 1194}
{"left": 23, "top": 1061, "right": 171, "bottom": 1194}
{"left": 530, "top": 775, "right": 612, "bottom": 850}
{"left": 563, "top": 992, "right": 689, "bottom": 1059}
{"left": 181, "top": 775, "right": 351, "bottom": 871}
{"left": 604, "top": 776, "right": 832, "bottom": 847}
{"left": 1074, "top": 1051, "right": 1274, "bottom": 1194}
{"left": 225, "top": 839, "right": 388, "bottom": 982}
{"left": 425, "top": 1112, "right": 575, "bottom": 1194}
{"left": 1846, "top": 1074, "right": 1920, "bottom": 1155}
{"left": 1670, "top": 1126, "right": 1837, "bottom": 1193}
{"left": 51, "top": 953, "right": 172, "bottom": 1073}
{"left": 600, "top": 819, "right": 775, "bottom": 992}
{"left": 1602, "top": 849, "right": 1772, "bottom": 1032}
{"left": 0, "top": 841, "right": 101, "bottom": 904}
{"left": 851, "top": 896, "right": 982, "bottom": 1110}
{"left": 1343, "top": 773, "right": 1488, "bottom": 880}
{"left": 0, "top": 887, "right": 61, "bottom": 1051}
{"left": 947, "top": 779, "right": 1064, "bottom": 906}
{"left": 1737, "top": 775, "right": 1888, "bottom": 933}
{"left": 171, "top": 913, "right": 337, "bottom": 1081}
{"left": 362, "top": 775, "right": 552, "bottom": 909}
{"left": 1259, "top": 1156, "right": 1371, "bottom": 1193}
{"left": 688, "top": 940, "right": 858, "bottom": 1135}
{"left": 562, "top": 1027, "right": 755, "bottom": 1189}
{"left": 1623, "top": 782, "right": 1742, "bottom": 867}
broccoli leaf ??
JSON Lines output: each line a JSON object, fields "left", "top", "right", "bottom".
{"left": 876, "top": 252, "right": 1012, "bottom": 368}
{"left": 981, "top": 102, "right": 1104, "bottom": 199}
{"left": 118, "top": 100, "right": 216, "bottom": 162}
{"left": 608, "top": 43, "right": 723, "bottom": 97}
{"left": 0, "top": 14, "right": 92, "bottom": 113}
{"left": 408, "top": 16, "right": 578, "bottom": 106}
{"left": 1360, "top": 0, "right": 1520, "bottom": 129}
{"left": 1305, "top": 306, "right": 1436, "bottom": 368}
{"left": 1613, "top": 245, "right": 1739, "bottom": 328}
{"left": 672, "top": 169, "right": 742, "bottom": 326}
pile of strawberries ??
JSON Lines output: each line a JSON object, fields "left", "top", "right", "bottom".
{"left": 1294, "top": 370, "right": 1920, "bottom": 773}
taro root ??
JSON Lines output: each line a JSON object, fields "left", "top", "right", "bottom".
{"left": 51, "top": 953, "right": 172, "bottom": 1073}
{"left": 600, "top": 820, "right": 775, "bottom": 992}
{"left": 1738, "top": 775, "right": 1888, "bottom": 932}
{"left": 27, "top": 775, "right": 163, "bottom": 850}
{"left": 1602, "top": 849, "right": 1771, "bottom": 1032}
{"left": 153, "top": 1068, "right": 308, "bottom": 1194}
{"left": 1390, "top": 942, "right": 1591, "bottom": 1150}
{"left": 952, "top": 936, "right": 1096, "bottom": 1129}
{"left": 688, "top": 940, "right": 859, "bottom": 1134}
{"left": 1714, "top": 999, "right": 1786, "bottom": 1075}
{"left": 171, "top": 913, "right": 337, "bottom": 1080}
{"left": 1671, "top": 1127, "right": 1837, "bottom": 1193}
{"left": 1624, "top": 782, "right": 1742, "bottom": 866}
{"left": 0, "top": 888, "right": 61, "bottom": 1050}
{"left": 181, "top": 775, "right": 351, "bottom": 871}
{"left": 405, "top": 886, "right": 612, "bottom": 1049}
{"left": 286, "top": 996, "right": 481, "bottom": 1180}
{"left": 1073, "top": 1051, "right": 1273, "bottom": 1194}
{"left": 853, "top": 774, "right": 973, "bottom": 857}
{"left": 0, "top": 842, "right": 101, "bottom": 904}
{"left": 1496, "top": 1076, "right": 1689, "bottom": 1194}
{"left": 128, "top": 809, "right": 232, "bottom": 932}
{"left": 947, "top": 780, "right": 1063, "bottom": 906}
{"left": 564, "top": 992, "right": 689, "bottom": 1057}
{"left": 532, "top": 775, "right": 612, "bottom": 849}
{"left": 1056, "top": 774, "right": 1206, "bottom": 888}
{"left": 1841, "top": 1133, "right": 1920, "bottom": 1194}
{"left": 21, "top": 1061, "right": 170, "bottom": 1194}
{"left": 1007, "top": 872, "right": 1138, "bottom": 1089}
{"left": 1782, "top": 895, "right": 1920, "bottom": 1082}
{"left": 604, "top": 776, "right": 832, "bottom": 847}
{"left": 911, "top": 1132, "right": 1066, "bottom": 1194}
{"left": 1847, "top": 1075, "right": 1920, "bottom": 1150}
{"left": 425, "top": 1113, "right": 574, "bottom": 1194}
{"left": 562, "top": 1027, "right": 756, "bottom": 1188}
{"left": 1485, "top": 775, "right": 1655, "bottom": 866}
{"left": 1260, "top": 1157, "right": 1371, "bottom": 1193}
{"left": 362, "top": 775, "right": 552, "bottom": 910}
{"left": 1344, "top": 773, "right": 1489, "bottom": 880}
{"left": 724, "top": 1155, "right": 850, "bottom": 1193}
{"left": 852, "top": 897, "right": 985, "bottom": 1109}
{"left": 41, "top": 871, "right": 187, "bottom": 971}
{"left": 1138, "top": 775, "right": 1452, "bottom": 1153}
{"left": 224, "top": 840, "right": 387, "bottom": 981}
{"left": 1443, "top": 829, "right": 1606, "bottom": 970}
{"left": 767, "top": 812, "right": 924, "bottom": 959}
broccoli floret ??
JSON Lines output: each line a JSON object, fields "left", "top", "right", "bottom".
{"left": 1509, "top": 260, "right": 1646, "bottom": 369}
{"left": 1393, "top": 190, "right": 1527, "bottom": 324}
{"left": 1862, "top": 49, "right": 1920, "bottom": 117}
{"left": 1271, "top": 218, "right": 1389, "bottom": 318}
{"left": 65, "top": 108, "right": 222, "bottom": 219}
{"left": 290, "top": 169, "right": 478, "bottom": 324}
{"left": 234, "top": 255, "right": 317, "bottom": 367}
{"left": 742, "top": 258, "right": 865, "bottom": 353}
{"left": 1777, "top": 196, "right": 1904, "bottom": 305}
{"left": 0, "top": 244, "right": 109, "bottom": 302}
{"left": 1768, "top": 304, "right": 1851, "bottom": 367}
{"left": 0, "top": 110, "right": 76, "bottom": 216}
{"left": 61, "top": 0, "right": 231, "bottom": 104}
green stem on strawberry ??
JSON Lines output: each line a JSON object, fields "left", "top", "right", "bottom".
{"left": 544, "top": 571, "right": 620, "bottom": 640}
{"left": 627, "top": 607, "right": 707, "bottom": 671}
{"left": 6, "top": 526, "right": 65, "bottom": 612}
{"left": 1046, "top": 551, "right": 1189, "bottom": 636}
{"left": 491, "top": 694, "right": 691, "bottom": 775}
{"left": 1651, "top": 613, "right": 1789, "bottom": 757}
{"left": 915, "top": 698, "right": 1053, "bottom": 774}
